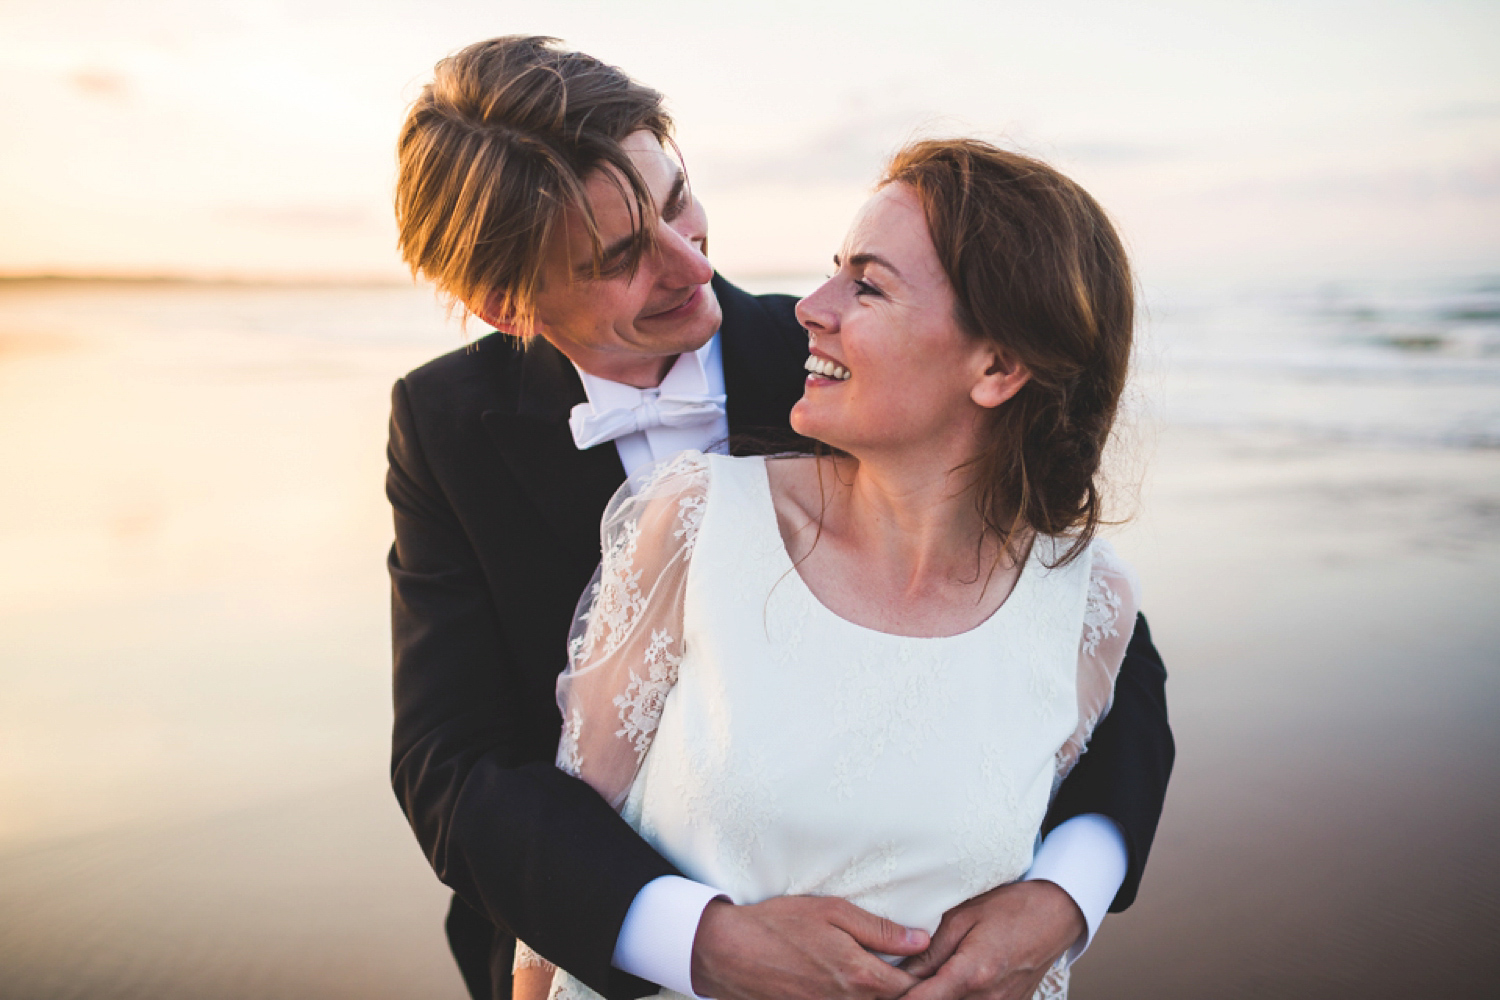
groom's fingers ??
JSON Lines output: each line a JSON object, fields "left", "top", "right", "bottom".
{"left": 900, "top": 951, "right": 1051, "bottom": 1000}
{"left": 829, "top": 899, "right": 931, "bottom": 957}
{"left": 899, "top": 905, "right": 974, "bottom": 979}
{"left": 896, "top": 953, "right": 987, "bottom": 1000}
{"left": 898, "top": 882, "right": 1082, "bottom": 1000}
{"left": 691, "top": 896, "right": 923, "bottom": 1000}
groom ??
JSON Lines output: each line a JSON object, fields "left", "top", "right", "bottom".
{"left": 387, "top": 36, "right": 1172, "bottom": 1000}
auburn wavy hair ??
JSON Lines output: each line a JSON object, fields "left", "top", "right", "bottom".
{"left": 880, "top": 139, "right": 1133, "bottom": 566}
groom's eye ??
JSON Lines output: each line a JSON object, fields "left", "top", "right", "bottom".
{"left": 662, "top": 177, "right": 690, "bottom": 221}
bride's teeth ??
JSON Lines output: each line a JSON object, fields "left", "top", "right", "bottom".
{"left": 803, "top": 357, "right": 851, "bottom": 381}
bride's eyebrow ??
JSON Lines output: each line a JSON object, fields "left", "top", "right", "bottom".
{"left": 840, "top": 252, "right": 903, "bottom": 280}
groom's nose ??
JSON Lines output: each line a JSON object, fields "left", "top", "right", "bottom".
{"left": 657, "top": 201, "right": 712, "bottom": 287}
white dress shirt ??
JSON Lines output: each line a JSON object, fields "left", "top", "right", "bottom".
{"left": 572, "top": 335, "right": 1127, "bottom": 997}
{"left": 572, "top": 335, "right": 729, "bottom": 471}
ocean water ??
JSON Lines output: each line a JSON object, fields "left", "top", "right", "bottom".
{"left": 1142, "top": 274, "right": 1500, "bottom": 449}
{"left": 6, "top": 272, "right": 1498, "bottom": 446}
{"left": 1, "top": 276, "right": 1497, "bottom": 999}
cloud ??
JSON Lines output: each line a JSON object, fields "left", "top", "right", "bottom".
{"left": 698, "top": 105, "right": 950, "bottom": 189}
{"left": 69, "top": 67, "right": 130, "bottom": 101}
{"left": 698, "top": 104, "right": 1181, "bottom": 191}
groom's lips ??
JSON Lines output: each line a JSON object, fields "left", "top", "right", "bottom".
{"left": 640, "top": 285, "right": 703, "bottom": 321}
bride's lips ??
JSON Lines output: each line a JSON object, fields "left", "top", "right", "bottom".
{"left": 640, "top": 285, "right": 703, "bottom": 322}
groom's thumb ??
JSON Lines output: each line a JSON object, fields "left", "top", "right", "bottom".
{"left": 835, "top": 901, "right": 929, "bottom": 956}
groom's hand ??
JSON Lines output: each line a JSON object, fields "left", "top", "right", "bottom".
{"left": 898, "top": 881, "right": 1084, "bottom": 1000}
{"left": 691, "top": 896, "right": 929, "bottom": 1000}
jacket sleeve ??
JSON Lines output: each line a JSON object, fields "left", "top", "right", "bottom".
{"left": 386, "top": 377, "right": 678, "bottom": 999}
{"left": 1040, "top": 611, "right": 1174, "bottom": 912}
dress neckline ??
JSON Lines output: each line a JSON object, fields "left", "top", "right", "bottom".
{"left": 736, "top": 454, "right": 1038, "bottom": 642}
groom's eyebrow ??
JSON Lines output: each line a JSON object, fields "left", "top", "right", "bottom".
{"left": 586, "top": 170, "right": 688, "bottom": 277}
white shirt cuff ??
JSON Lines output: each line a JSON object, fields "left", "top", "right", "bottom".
{"left": 612, "top": 875, "right": 726, "bottom": 998}
{"left": 1023, "top": 813, "right": 1128, "bottom": 964}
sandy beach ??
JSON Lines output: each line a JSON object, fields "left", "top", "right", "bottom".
{"left": 1, "top": 279, "right": 1496, "bottom": 999}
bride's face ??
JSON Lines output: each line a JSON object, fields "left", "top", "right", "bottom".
{"left": 791, "top": 183, "right": 1004, "bottom": 459}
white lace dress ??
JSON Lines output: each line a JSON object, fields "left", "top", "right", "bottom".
{"left": 522, "top": 451, "right": 1140, "bottom": 1000}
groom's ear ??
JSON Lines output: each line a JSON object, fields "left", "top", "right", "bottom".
{"left": 970, "top": 347, "right": 1030, "bottom": 409}
{"left": 470, "top": 293, "right": 534, "bottom": 339}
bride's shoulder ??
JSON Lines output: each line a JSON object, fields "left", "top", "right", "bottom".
{"left": 1087, "top": 537, "right": 1139, "bottom": 591}
{"left": 626, "top": 449, "right": 712, "bottom": 498}
{"left": 762, "top": 453, "right": 824, "bottom": 526}
{"left": 1081, "top": 536, "right": 1143, "bottom": 655}
{"left": 761, "top": 452, "right": 818, "bottom": 483}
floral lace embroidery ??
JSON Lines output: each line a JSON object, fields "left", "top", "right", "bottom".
{"left": 675, "top": 493, "right": 706, "bottom": 553}
{"left": 550, "top": 972, "right": 601, "bottom": 1000}
{"left": 511, "top": 939, "right": 549, "bottom": 971}
{"left": 830, "top": 638, "right": 956, "bottom": 800}
{"left": 950, "top": 742, "right": 1037, "bottom": 896}
{"left": 1028, "top": 646, "right": 1066, "bottom": 718}
{"left": 556, "top": 707, "right": 584, "bottom": 777}
{"left": 561, "top": 452, "right": 707, "bottom": 797}
{"left": 571, "top": 452, "right": 708, "bottom": 666}
{"left": 791, "top": 840, "right": 904, "bottom": 920}
{"left": 1055, "top": 541, "right": 1135, "bottom": 793}
{"left": 575, "top": 519, "right": 645, "bottom": 663}
{"left": 613, "top": 628, "right": 682, "bottom": 758}
{"left": 1034, "top": 960, "right": 1070, "bottom": 1000}
{"left": 1081, "top": 555, "right": 1123, "bottom": 656}
{"left": 673, "top": 740, "right": 780, "bottom": 885}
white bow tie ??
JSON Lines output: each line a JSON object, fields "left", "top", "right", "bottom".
{"left": 569, "top": 391, "right": 728, "bottom": 451}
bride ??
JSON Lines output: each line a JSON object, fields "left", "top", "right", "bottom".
{"left": 517, "top": 137, "right": 1141, "bottom": 1000}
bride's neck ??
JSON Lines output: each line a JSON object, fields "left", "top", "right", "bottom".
{"left": 818, "top": 452, "right": 1017, "bottom": 586}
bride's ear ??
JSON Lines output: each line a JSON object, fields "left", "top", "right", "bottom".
{"left": 970, "top": 347, "right": 1030, "bottom": 409}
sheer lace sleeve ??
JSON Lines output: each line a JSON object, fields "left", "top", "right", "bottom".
{"left": 554, "top": 451, "right": 709, "bottom": 811}
{"left": 1054, "top": 538, "right": 1142, "bottom": 786}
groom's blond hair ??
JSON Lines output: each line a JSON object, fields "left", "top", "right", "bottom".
{"left": 395, "top": 37, "right": 672, "bottom": 330}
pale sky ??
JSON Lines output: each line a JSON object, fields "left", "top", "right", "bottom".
{"left": 2, "top": 0, "right": 1497, "bottom": 284}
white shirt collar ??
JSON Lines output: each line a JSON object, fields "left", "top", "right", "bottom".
{"left": 573, "top": 333, "right": 723, "bottom": 411}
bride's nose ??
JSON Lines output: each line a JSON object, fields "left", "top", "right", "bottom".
{"left": 795, "top": 279, "right": 840, "bottom": 337}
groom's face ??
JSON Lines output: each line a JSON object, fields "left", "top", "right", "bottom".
{"left": 524, "top": 131, "right": 721, "bottom": 386}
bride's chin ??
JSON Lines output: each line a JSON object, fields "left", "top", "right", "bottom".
{"left": 789, "top": 403, "right": 837, "bottom": 445}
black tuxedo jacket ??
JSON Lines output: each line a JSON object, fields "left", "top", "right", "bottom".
{"left": 387, "top": 274, "right": 1173, "bottom": 1000}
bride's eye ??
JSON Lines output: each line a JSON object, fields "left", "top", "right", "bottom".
{"left": 853, "top": 279, "right": 881, "bottom": 297}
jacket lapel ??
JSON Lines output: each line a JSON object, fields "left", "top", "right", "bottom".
{"left": 481, "top": 338, "right": 625, "bottom": 561}
{"left": 715, "top": 274, "right": 812, "bottom": 445}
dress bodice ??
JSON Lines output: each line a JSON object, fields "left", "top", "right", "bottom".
{"left": 539, "top": 452, "right": 1140, "bottom": 1000}
{"left": 621, "top": 453, "right": 1089, "bottom": 931}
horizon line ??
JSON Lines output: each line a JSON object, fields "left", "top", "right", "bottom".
{"left": 0, "top": 269, "right": 835, "bottom": 289}
{"left": 0, "top": 272, "right": 420, "bottom": 289}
